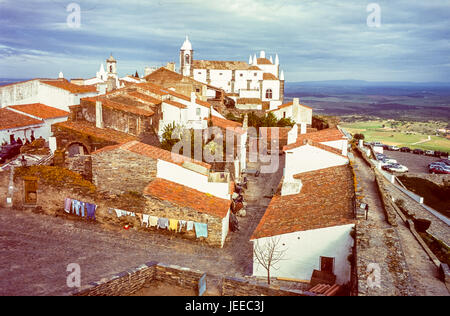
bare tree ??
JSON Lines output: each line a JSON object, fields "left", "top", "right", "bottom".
{"left": 253, "top": 236, "right": 287, "bottom": 285}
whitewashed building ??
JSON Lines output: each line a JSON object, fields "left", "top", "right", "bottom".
{"left": 71, "top": 55, "right": 143, "bottom": 92}
{"left": 251, "top": 129, "right": 355, "bottom": 285}
{"left": 268, "top": 98, "right": 313, "bottom": 126}
{"left": 179, "top": 36, "right": 285, "bottom": 110}
{"left": 0, "top": 78, "right": 99, "bottom": 111}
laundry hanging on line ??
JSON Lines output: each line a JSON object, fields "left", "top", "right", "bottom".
{"left": 194, "top": 222, "right": 208, "bottom": 238}
{"left": 169, "top": 219, "right": 178, "bottom": 231}
{"left": 64, "top": 198, "right": 72, "bottom": 213}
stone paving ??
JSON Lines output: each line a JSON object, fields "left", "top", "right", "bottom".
{"left": 353, "top": 152, "right": 448, "bottom": 296}
{"left": 353, "top": 153, "right": 415, "bottom": 296}
{"left": 0, "top": 160, "right": 284, "bottom": 296}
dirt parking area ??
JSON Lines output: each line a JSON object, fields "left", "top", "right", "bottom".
{"left": 382, "top": 150, "right": 441, "bottom": 174}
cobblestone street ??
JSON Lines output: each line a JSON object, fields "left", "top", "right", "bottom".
{"left": 0, "top": 159, "right": 284, "bottom": 296}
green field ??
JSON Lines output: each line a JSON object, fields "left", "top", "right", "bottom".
{"left": 341, "top": 120, "right": 450, "bottom": 152}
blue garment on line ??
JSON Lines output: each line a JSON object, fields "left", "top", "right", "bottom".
{"left": 86, "top": 203, "right": 96, "bottom": 220}
{"left": 72, "top": 200, "right": 85, "bottom": 217}
{"left": 194, "top": 222, "right": 208, "bottom": 238}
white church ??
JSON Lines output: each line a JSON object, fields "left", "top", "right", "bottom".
{"left": 71, "top": 54, "right": 143, "bottom": 92}
{"left": 179, "top": 36, "right": 285, "bottom": 111}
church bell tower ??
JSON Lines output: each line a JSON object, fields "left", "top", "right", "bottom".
{"left": 180, "top": 36, "right": 193, "bottom": 77}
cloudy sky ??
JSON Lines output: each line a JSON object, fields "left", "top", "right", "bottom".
{"left": 1, "top": 0, "right": 449, "bottom": 82}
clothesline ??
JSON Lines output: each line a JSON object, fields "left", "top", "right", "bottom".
{"left": 63, "top": 198, "right": 209, "bottom": 239}
{"left": 64, "top": 197, "right": 97, "bottom": 220}
{"left": 109, "top": 207, "right": 208, "bottom": 239}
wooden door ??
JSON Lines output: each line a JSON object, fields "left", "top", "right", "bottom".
{"left": 24, "top": 179, "right": 38, "bottom": 205}
{"left": 320, "top": 256, "right": 335, "bottom": 274}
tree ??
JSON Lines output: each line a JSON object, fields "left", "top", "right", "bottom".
{"left": 134, "top": 70, "right": 139, "bottom": 78}
{"left": 161, "top": 122, "right": 181, "bottom": 151}
{"left": 260, "top": 112, "right": 278, "bottom": 127}
{"left": 277, "top": 117, "right": 295, "bottom": 128}
{"left": 253, "top": 236, "right": 287, "bottom": 285}
{"left": 353, "top": 133, "right": 365, "bottom": 141}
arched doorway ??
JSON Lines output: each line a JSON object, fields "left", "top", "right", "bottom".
{"left": 67, "top": 142, "right": 89, "bottom": 157}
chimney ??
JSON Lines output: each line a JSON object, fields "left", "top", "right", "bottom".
{"left": 243, "top": 114, "right": 248, "bottom": 131}
{"left": 342, "top": 139, "right": 348, "bottom": 156}
{"left": 300, "top": 123, "right": 306, "bottom": 134}
{"left": 95, "top": 101, "right": 103, "bottom": 128}
{"left": 293, "top": 97, "right": 300, "bottom": 125}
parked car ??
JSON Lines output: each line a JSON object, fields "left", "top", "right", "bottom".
{"left": 389, "top": 145, "right": 400, "bottom": 151}
{"left": 373, "top": 142, "right": 383, "bottom": 147}
{"left": 0, "top": 144, "right": 22, "bottom": 164}
{"left": 437, "top": 159, "right": 450, "bottom": 166}
{"left": 425, "top": 150, "right": 435, "bottom": 156}
{"left": 383, "top": 144, "right": 390, "bottom": 150}
{"left": 412, "top": 149, "right": 424, "bottom": 155}
{"left": 382, "top": 163, "right": 408, "bottom": 173}
{"left": 429, "top": 165, "right": 450, "bottom": 174}
{"left": 382, "top": 157, "right": 397, "bottom": 164}
{"left": 400, "top": 147, "right": 411, "bottom": 152}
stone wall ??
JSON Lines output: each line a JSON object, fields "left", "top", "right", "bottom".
{"left": 51, "top": 122, "right": 117, "bottom": 155}
{"left": 401, "top": 173, "right": 450, "bottom": 187}
{"left": 221, "top": 277, "right": 311, "bottom": 296}
{"left": 8, "top": 166, "right": 226, "bottom": 248}
{"left": 143, "top": 196, "right": 226, "bottom": 248}
{"left": 73, "top": 261, "right": 204, "bottom": 296}
{"left": 73, "top": 262, "right": 157, "bottom": 296}
{"left": 91, "top": 148, "right": 157, "bottom": 195}
{"left": 0, "top": 169, "right": 10, "bottom": 208}
{"left": 66, "top": 155, "right": 92, "bottom": 182}
{"left": 155, "top": 263, "right": 205, "bottom": 290}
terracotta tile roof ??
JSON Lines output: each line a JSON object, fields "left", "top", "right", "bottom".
{"left": 257, "top": 58, "right": 272, "bottom": 65}
{"left": 268, "top": 101, "right": 312, "bottom": 112}
{"left": 251, "top": 165, "right": 355, "bottom": 239}
{"left": 8, "top": 103, "right": 69, "bottom": 119}
{"left": 195, "top": 98, "right": 211, "bottom": 108}
{"left": 163, "top": 99, "right": 187, "bottom": 109}
{"left": 166, "top": 89, "right": 211, "bottom": 108}
{"left": 144, "top": 67, "right": 207, "bottom": 87}
{"left": 83, "top": 96, "right": 154, "bottom": 117}
{"left": 192, "top": 60, "right": 253, "bottom": 70}
{"left": 283, "top": 128, "right": 347, "bottom": 151}
{"left": 136, "top": 82, "right": 169, "bottom": 96}
{"left": 40, "top": 79, "right": 97, "bottom": 94}
{"left": 92, "top": 140, "right": 212, "bottom": 170}
{"left": 144, "top": 178, "right": 230, "bottom": 218}
{"left": 0, "top": 108, "right": 44, "bottom": 130}
{"left": 90, "top": 143, "right": 123, "bottom": 155}
{"left": 263, "top": 73, "right": 277, "bottom": 80}
{"left": 248, "top": 66, "right": 262, "bottom": 70}
{"left": 127, "top": 141, "right": 211, "bottom": 169}
{"left": 236, "top": 98, "right": 262, "bottom": 104}
{"left": 127, "top": 91, "right": 162, "bottom": 105}
{"left": 53, "top": 121, "right": 137, "bottom": 144}
{"left": 209, "top": 116, "right": 245, "bottom": 135}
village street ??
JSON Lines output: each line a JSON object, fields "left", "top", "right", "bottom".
{"left": 352, "top": 152, "right": 448, "bottom": 296}
{"left": 0, "top": 158, "right": 284, "bottom": 296}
